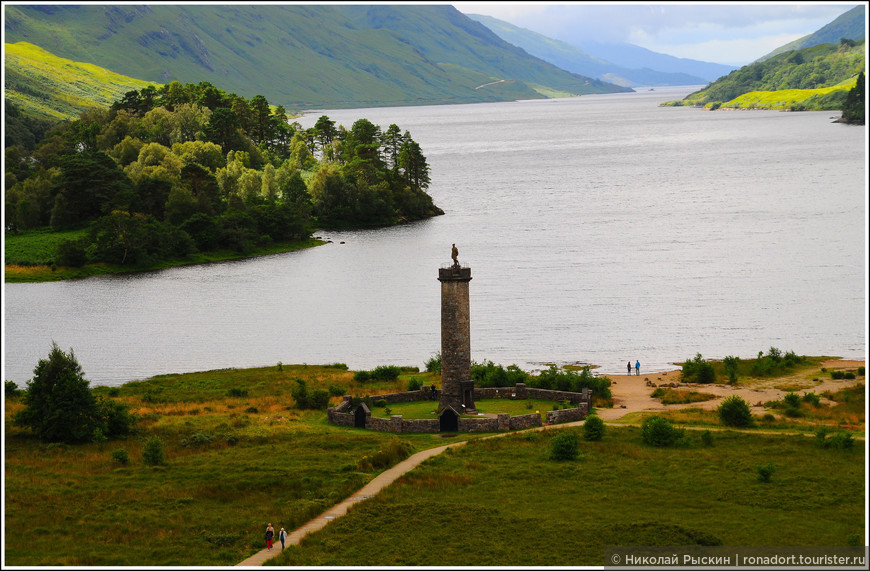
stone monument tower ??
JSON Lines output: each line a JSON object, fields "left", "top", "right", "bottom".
{"left": 438, "top": 244, "right": 476, "bottom": 413}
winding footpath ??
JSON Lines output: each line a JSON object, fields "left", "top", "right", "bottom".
{"left": 236, "top": 441, "right": 468, "bottom": 565}
{"left": 237, "top": 360, "right": 864, "bottom": 565}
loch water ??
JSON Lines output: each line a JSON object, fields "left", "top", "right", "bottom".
{"left": 4, "top": 86, "right": 867, "bottom": 386}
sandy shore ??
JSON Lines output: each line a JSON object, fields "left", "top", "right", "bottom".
{"left": 596, "top": 359, "right": 865, "bottom": 422}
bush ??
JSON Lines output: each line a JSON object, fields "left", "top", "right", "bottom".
{"left": 111, "top": 448, "right": 130, "bottom": 465}
{"left": 641, "top": 416, "right": 685, "bottom": 447}
{"left": 227, "top": 388, "right": 248, "bottom": 397}
{"left": 680, "top": 353, "right": 716, "bottom": 384}
{"left": 722, "top": 355, "right": 740, "bottom": 384}
{"left": 425, "top": 352, "right": 442, "bottom": 373}
{"left": 291, "top": 379, "right": 330, "bottom": 410}
{"left": 583, "top": 414, "right": 605, "bottom": 441}
{"left": 56, "top": 238, "right": 89, "bottom": 267}
{"left": 701, "top": 430, "right": 714, "bottom": 446}
{"left": 820, "top": 432, "right": 855, "bottom": 450}
{"left": 783, "top": 392, "right": 801, "bottom": 408}
{"left": 550, "top": 430, "right": 580, "bottom": 461}
{"left": 353, "top": 370, "right": 371, "bottom": 383}
{"left": 142, "top": 437, "right": 165, "bottom": 466}
{"left": 371, "top": 365, "right": 400, "bottom": 381}
{"left": 756, "top": 462, "right": 776, "bottom": 482}
{"left": 5, "top": 380, "right": 22, "bottom": 398}
{"left": 244, "top": 406, "right": 258, "bottom": 413}
{"left": 407, "top": 378, "right": 422, "bottom": 391}
{"left": 801, "top": 392, "right": 820, "bottom": 407}
{"left": 718, "top": 395, "right": 754, "bottom": 427}
{"left": 328, "top": 385, "right": 346, "bottom": 397}
{"left": 98, "top": 398, "right": 136, "bottom": 438}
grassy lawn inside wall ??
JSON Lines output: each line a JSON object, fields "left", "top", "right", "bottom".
{"left": 267, "top": 427, "right": 865, "bottom": 567}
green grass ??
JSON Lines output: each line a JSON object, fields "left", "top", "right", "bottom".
{"left": 368, "top": 398, "right": 566, "bottom": 421}
{"left": 4, "top": 235, "right": 327, "bottom": 282}
{"left": 651, "top": 387, "right": 717, "bottom": 405}
{"left": 267, "top": 427, "right": 865, "bottom": 566}
{"left": 4, "top": 227, "right": 90, "bottom": 266}
{"left": 5, "top": 361, "right": 865, "bottom": 566}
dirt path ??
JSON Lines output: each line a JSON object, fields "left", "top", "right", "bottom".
{"left": 237, "top": 359, "right": 864, "bottom": 565}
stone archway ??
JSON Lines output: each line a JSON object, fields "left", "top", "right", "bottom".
{"left": 354, "top": 404, "right": 369, "bottom": 428}
{"left": 439, "top": 407, "right": 459, "bottom": 432}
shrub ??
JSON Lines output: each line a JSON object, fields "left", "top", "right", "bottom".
{"left": 181, "top": 432, "right": 213, "bottom": 447}
{"left": 353, "top": 370, "right": 371, "bottom": 383}
{"left": 823, "top": 432, "right": 855, "bottom": 450}
{"left": 641, "top": 416, "right": 684, "bottom": 447}
{"left": 425, "top": 353, "right": 442, "bottom": 373}
{"left": 680, "top": 353, "right": 716, "bottom": 384}
{"left": 5, "top": 380, "right": 22, "bottom": 398}
{"left": 762, "top": 413, "right": 775, "bottom": 423}
{"left": 701, "top": 430, "right": 714, "bottom": 447}
{"left": 328, "top": 385, "right": 346, "bottom": 397}
{"left": 371, "top": 365, "right": 400, "bottom": 381}
{"left": 406, "top": 378, "right": 422, "bottom": 391}
{"left": 843, "top": 372, "right": 856, "bottom": 380}
{"left": 831, "top": 370, "right": 845, "bottom": 379}
{"left": 783, "top": 392, "right": 801, "bottom": 408}
{"left": 858, "top": 366, "right": 865, "bottom": 376}
{"left": 756, "top": 462, "right": 776, "bottom": 482}
{"left": 98, "top": 398, "right": 136, "bottom": 438}
{"left": 226, "top": 388, "right": 248, "bottom": 397}
{"left": 56, "top": 238, "right": 89, "bottom": 267}
{"left": 374, "top": 399, "right": 387, "bottom": 408}
{"left": 550, "top": 430, "right": 580, "bottom": 461}
{"left": 244, "top": 406, "right": 258, "bottom": 413}
{"left": 142, "top": 437, "right": 165, "bottom": 466}
{"left": 111, "top": 448, "right": 129, "bottom": 465}
{"left": 276, "top": 361, "right": 283, "bottom": 371}
{"left": 722, "top": 355, "right": 740, "bottom": 384}
{"left": 801, "top": 392, "right": 821, "bottom": 407}
{"left": 583, "top": 414, "right": 605, "bottom": 441}
{"left": 718, "top": 396, "right": 754, "bottom": 427}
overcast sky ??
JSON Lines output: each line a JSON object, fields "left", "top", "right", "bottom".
{"left": 453, "top": 2, "right": 863, "bottom": 66}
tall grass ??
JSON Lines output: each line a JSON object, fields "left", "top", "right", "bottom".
{"left": 269, "top": 427, "right": 865, "bottom": 566}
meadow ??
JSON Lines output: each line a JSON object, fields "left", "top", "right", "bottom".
{"left": 3, "top": 360, "right": 865, "bottom": 566}
{"left": 268, "top": 427, "right": 865, "bottom": 566}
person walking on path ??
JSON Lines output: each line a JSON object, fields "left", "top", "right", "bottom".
{"left": 279, "top": 527, "right": 287, "bottom": 550}
{"left": 635, "top": 360, "right": 640, "bottom": 376}
{"left": 627, "top": 361, "right": 632, "bottom": 375}
{"left": 265, "top": 523, "right": 274, "bottom": 551}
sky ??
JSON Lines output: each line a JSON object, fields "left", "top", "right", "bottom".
{"left": 452, "top": 2, "right": 864, "bottom": 66}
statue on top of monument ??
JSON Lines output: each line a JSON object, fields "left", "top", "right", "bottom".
{"left": 451, "top": 243, "right": 459, "bottom": 268}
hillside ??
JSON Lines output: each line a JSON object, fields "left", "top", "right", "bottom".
{"left": 663, "top": 40, "right": 865, "bottom": 111}
{"left": 467, "top": 14, "right": 711, "bottom": 87}
{"left": 4, "top": 41, "right": 157, "bottom": 122}
{"left": 757, "top": 5, "right": 866, "bottom": 62}
{"left": 2, "top": 4, "right": 631, "bottom": 111}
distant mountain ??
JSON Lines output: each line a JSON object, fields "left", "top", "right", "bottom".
{"left": 467, "top": 14, "right": 709, "bottom": 87}
{"left": 757, "top": 5, "right": 866, "bottom": 62}
{"left": 2, "top": 4, "right": 631, "bottom": 111}
{"left": 569, "top": 40, "right": 737, "bottom": 83}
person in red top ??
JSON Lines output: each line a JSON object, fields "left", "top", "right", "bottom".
{"left": 265, "top": 523, "right": 274, "bottom": 551}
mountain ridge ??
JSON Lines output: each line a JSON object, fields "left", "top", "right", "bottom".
{"left": 2, "top": 4, "right": 631, "bottom": 111}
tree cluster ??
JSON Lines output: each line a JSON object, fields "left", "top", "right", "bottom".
{"left": 5, "top": 80, "right": 440, "bottom": 266}
{"left": 840, "top": 70, "right": 865, "bottom": 124}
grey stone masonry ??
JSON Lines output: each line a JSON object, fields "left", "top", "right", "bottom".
{"left": 438, "top": 265, "right": 475, "bottom": 413}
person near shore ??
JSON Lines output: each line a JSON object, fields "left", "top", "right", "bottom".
{"left": 627, "top": 361, "right": 632, "bottom": 375}
{"left": 635, "top": 360, "right": 640, "bottom": 376}
{"left": 279, "top": 527, "right": 287, "bottom": 550}
{"left": 265, "top": 523, "right": 274, "bottom": 551}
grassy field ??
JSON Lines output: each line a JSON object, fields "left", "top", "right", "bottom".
{"left": 4, "top": 360, "right": 866, "bottom": 566}
{"left": 267, "top": 426, "right": 865, "bottom": 566}
{"left": 4, "top": 231, "right": 326, "bottom": 282}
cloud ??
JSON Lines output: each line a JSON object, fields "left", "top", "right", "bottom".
{"left": 454, "top": 2, "right": 859, "bottom": 64}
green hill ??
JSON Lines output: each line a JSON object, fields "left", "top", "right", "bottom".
{"left": 2, "top": 4, "right": 630, "bottom": 111}
{"left": 4, "top": 41, "right": 157, "bottom": 122}
{"left": 757, "top": 5, "right": 866, "bottom": 62}
{"left": 663, "top": 40, "right": 864, "bottom": 111}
